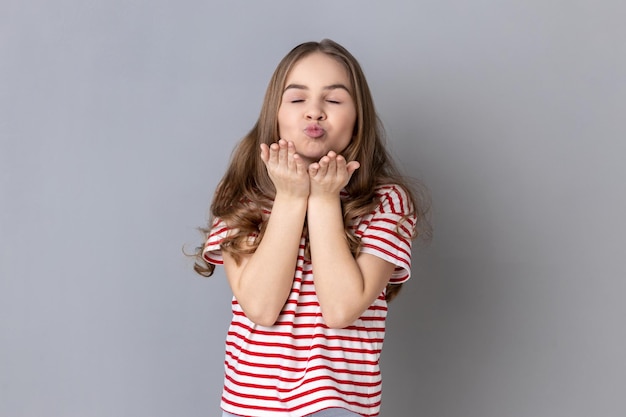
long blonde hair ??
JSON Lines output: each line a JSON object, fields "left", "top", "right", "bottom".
{"left": 194, "top": 39, "right": 431, "bottom": 301}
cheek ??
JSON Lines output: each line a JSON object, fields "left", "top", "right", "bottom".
{"left": 277, "top": 108, "right": 295, "bottom": 129}
{"left": 341, "top": 106, "right": 357, "bottom": 129}
{"left": 276, "top": 111, "right": 286, "bottom": 134}
{"left": 343, "top": 114, "right": 357, "bottom": 135}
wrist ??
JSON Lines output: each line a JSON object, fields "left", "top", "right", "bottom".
{"left": 307, "top": 193, "right": 341, "bottom": 209}
{"left": 307, "top": 194, "right": 344, "bottom": 233}
{"left": 273, "top": 192, "right": 309, "bottom": 206}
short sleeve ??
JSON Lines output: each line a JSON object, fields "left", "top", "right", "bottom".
{"left": 354, "top": 185, "right": 417, "bottom": 284}
{"left": 202, "top": 217, "right": 229, "bottom": 265}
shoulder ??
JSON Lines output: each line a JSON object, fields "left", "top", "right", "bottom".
{"left": 373, "top": 184, "right": 414, "bottom": 216}
{"left": 349, "top": 184, "right": 417, "bottom": 236}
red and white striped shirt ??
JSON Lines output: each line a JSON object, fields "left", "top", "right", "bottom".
{"left": 203, "top": 185, "right": 416, "bottom": 417}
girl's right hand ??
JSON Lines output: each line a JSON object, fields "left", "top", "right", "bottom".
{"left": 260, "top": 139, "right": 310, "bottom": 198}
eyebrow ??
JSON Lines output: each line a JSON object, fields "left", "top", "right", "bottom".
{"left": 283, "top": 83, "right": 351, "bottom": 93}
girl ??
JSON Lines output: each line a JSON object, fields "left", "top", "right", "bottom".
{"left": 195, "top": 39, "right": 430, "bottom": 417}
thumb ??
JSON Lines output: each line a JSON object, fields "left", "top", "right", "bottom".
{"left": 346, "top": 161, "right": 360, "bottom": 176}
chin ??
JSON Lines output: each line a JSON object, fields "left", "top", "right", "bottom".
{"left": 295, "top": 148, "right": 325, "bottom": 162}
{"left": 307, "top": 152, "right": 328, "bottom": 163}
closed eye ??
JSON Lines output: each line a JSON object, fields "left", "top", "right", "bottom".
{"left": 326, "top": 100, "right": 341, "bottom": 104}
{"left": 290, "top": 99, "right": 305, "bottom": 103}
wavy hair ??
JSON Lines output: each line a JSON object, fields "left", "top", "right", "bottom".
{"left": 194, "top": 39, "right": 431, "bottom": 302}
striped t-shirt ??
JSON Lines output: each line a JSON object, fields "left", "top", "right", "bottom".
{"left": 203, "top": 184, "right": 416, "bottom": 417}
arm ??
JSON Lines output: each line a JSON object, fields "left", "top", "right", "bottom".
{"left": 307, "top": 152, "right": 395, "bottom": 329}
{"left": 223, "top": 140, "right": 309, "bottom": 326}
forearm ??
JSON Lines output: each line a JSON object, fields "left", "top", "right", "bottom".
{"left": 233, "top": 195, "right": 307, "bottom": 325}
{"left": 307, "top": 195, "right": 367, "bottom": 328}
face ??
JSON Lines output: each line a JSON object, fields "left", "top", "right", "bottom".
{"left": 277, "top": 52, "right": 357, "bottom": 165}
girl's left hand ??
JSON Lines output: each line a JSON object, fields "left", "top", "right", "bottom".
{"left": 308, "top": 151, "right": 360, "bottom": 197}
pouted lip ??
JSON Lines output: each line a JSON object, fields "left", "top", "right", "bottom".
{"left": 303, "top": 124, "right": 326, "bottom": 139}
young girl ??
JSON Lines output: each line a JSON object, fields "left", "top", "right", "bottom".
{"left": 195, "top": 39, "right": 430, "bottom": 417}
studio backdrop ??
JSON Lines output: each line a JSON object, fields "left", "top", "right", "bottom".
{"left": 1, "top": 1, "right": 625, "bottom": 416}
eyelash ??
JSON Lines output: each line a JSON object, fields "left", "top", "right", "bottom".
{"left": 289, "top": 99, "right": 341, "bottom": 104}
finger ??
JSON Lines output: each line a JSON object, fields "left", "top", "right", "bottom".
{"left": 334, "top": 154, "right": 347, "bottom": 174}
{"left": 316, "top": 156, "right": 330, "bottom": 177}
{"left": 269, "top": 142, "right": 280, "bottom": 164}
{"left": 278, "top": 139, "right": 289, "bottom": 166}
{"left": 308, "top": 162, "right": 319, "bottom": 177}
{"left": 325, "top": 154, "right": 338, "bottom": 177}
{"left": 260, "top": 143, "right": 270, "bottom": 164}
{"left": 293, "top": 153, "right": 307, "bottom": 175}
{"left": 287, "top": 141, "right": 297, "bottom": 169}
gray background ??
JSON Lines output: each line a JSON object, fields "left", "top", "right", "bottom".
{"left": 1, "top": 1, "right": 625, "bottom": 416}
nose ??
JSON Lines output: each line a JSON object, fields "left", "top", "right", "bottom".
{"left": 305, "top": 102, "right": 326, "bottom": 121}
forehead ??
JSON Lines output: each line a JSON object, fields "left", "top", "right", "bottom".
{"left": 284, "top": 52, "right": 352, "bottom": 88}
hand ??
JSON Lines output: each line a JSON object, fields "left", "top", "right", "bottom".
{"left": 308, "top": 151, "right": 360, "bottom": 198}
{"left": 260, "top": 139, "right": 310, "bottom": 198}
